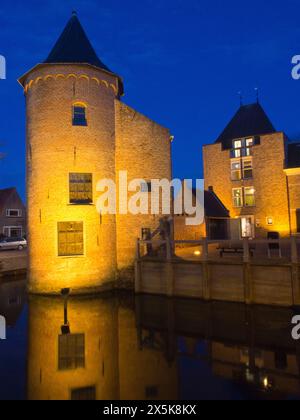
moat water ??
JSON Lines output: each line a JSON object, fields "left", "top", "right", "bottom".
{"left": 0, "top": 277, "right": 300, "bottom": 400}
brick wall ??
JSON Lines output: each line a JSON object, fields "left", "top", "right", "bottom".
{"left": 115, "top": 101, "right": 172, "bottom": 274}
{"left": 24, "top": 64, "right": 119, "bottom": 293}
{"left": 203, "top": 133, "right": 291, "bottom": 238}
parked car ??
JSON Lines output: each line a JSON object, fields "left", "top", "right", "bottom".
{"left": 0, "top": 237, "right": 27, "bottom": 251}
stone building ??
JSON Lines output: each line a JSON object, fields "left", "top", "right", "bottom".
{"left": 0, "top": 187, "right": 26, "bottom": 238}
{"left": 203, "top": 102, "right": 300, "bottom": 239}
{"left": 18, "top": 13, "right": 172, "bottom": 294}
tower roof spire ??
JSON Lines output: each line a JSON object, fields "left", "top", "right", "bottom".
{"left": 215, "top": 102, "right": 276, "bottom": 149}
{"left": 45, "top": 13, "right": 111, "bottom": 72}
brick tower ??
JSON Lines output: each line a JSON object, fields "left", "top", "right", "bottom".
{"left": 19, "top": 13, "right": 172, "bottom": 294}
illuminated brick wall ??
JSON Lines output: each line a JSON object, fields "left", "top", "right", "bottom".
{"left": 22, "top": 64, "right": 119, "bottom": 293}
{"left": 203, "top": 133, "right": 291, "bottom": 238}
{"left": 20, "top": 63, "right": 172, "bottom": 293}
{"left": 115, "top": 101, "right": 172, "bottom": 274}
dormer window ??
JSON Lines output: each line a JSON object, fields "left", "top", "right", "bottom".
{"left": 233, "top": 140, "right": 242, "bottom": 158}
{"left": 231, "top": 138, "right": 254, "bottom": 158}
{"left": 245, "top": 138, "right": 254, "bottom": 156}
{"left": 72, "top": 103, "right": 87, "bottom": 126}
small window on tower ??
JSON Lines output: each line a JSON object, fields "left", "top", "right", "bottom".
{"left": 69, "top": 173, "right": 93, "bottom": 204}
{"left": 58, "top": 222, "right": 84, "bottom": 256}
{"left": 73, "top": 104, "right": 87, "bottom": 126}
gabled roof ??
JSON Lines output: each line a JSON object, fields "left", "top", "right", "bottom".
{"left": 215, "top": 103, "right": 276, "bottom": 149}
{"left": 204, "top": 190, "right": 229, "bottom": 218}
{"left": 45, "top": 12, "right": 111, "bottom": 72}
{"left": 287, "top": 142, "right": 300, "bottom": 168}
{"left": 0, "top": 188, "right": 15, "bottom": 209}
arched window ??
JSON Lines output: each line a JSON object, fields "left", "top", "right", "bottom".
{"left": 72, "top": 103, "right": 87, "bottom": 126}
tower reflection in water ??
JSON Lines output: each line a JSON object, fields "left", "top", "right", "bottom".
{"left": 25, "top": 289, "right": 300, "bottom": 400}
{"left": 27, "top": 294, "right": 178, "bottom": 400}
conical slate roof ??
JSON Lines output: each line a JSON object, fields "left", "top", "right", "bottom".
{"left": 215, "top": 103, "right": 276, "bottom": 149}
{"left": 45, "top": 12, "right": 112, "bottom": 73}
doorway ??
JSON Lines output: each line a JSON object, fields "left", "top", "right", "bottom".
{"left": 240, "top": 216, "right": 254, "bottom": 239}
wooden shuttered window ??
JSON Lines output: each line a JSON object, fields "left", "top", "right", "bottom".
{"left": 58, "top": 333, "right": 85, "bottom": 371}
{"left": 58, "top": 222, "right": 84, "bottom": 256}
{"left": 69, "top": 173, "right": 93, "bottom": 204}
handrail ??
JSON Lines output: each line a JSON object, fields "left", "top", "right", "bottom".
{"left": 137, "top": 237, "right": 300, "bottom": 263}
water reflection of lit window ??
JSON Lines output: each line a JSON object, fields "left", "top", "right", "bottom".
{"left": 58, "top": 333, "right": 85, "bottom": 371}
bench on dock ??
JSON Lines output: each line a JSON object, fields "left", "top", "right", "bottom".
{"left": 217, "top": 241, "right": 255, "bottom": 258}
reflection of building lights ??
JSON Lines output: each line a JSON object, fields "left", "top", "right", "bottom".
{"left": 263, "top": 377, "right": 269, "bottom": 388}
{"left": 61, "top": 288, "right": 70, "bottom": 335}
{"left": 245, "top": 369, "right": 254, "bottom": 383}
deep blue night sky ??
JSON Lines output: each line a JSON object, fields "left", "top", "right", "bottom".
{"left": 1, "top": 0, "right": 300, "bottom": 201}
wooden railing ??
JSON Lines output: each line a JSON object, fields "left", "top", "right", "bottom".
{"left": 136, "top": 237, "right": 300, "bottom": 264}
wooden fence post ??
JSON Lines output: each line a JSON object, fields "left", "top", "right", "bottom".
{"left": 243, "top": 237, "right": 250, "bottom": 263}
{"left": 202, "top": 238, "right": 209, "bottom": 261}
{"left": 166, "top": 239, "right": 172, "bottom": 261}
{"left": 291, "top": 236, "right": 298, "bottom": 264}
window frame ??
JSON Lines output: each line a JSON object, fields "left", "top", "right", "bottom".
{"left": 69, "top": 173, "right": 93, "bottom": 205}
{"left": 244, "top": 187, "right": 256, "bottom": 207}
{"left": 231, "top": 160, "right": 242, "bottom": 181}
{"left": 231, "top": 137, "right": 254, "bottom": 158}
{"left": 57, "top": 221, "right": 84, "bottom": 257}
{"left": 242, "top": 158, "right": 253, "bottom": 180}
{"left": 232, "top": 188, "right": 243, "bottom": 208}
{"left": 72, "top": 103, "right": 87, "bottom": 127}
{"left": 58, "top": 333, "right": 85, "bottom": 371}
{"left": 6, "top": 209, "right": 22, "bottom": 218}
{"left": 3, "top": 226, "right": 23, "bottom": 238}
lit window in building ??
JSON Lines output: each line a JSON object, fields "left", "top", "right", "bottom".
{"left": 58, "top": 222, "right": 84, "bottom": 256}
{"left": 232, "top": 140, "right": 242, "bottom": 158}
{"left": 58, "top": 333, "right": 85, "bottom": 371}
{"left": 243, "top": 159, "right": 253, "bottom": 179}
{"left": 244, "top": 187, "right": 255, "bottom": 207}
{"left": 233, "top": 188, "right": 243, "bottom": 207}
{"left": 245, "top": 138, "right": 254, "bottom": 156}
{"left": 231, "top": 161, "right": 242, "bottom": 181}
{"left": 69, "top": 173, "right": 93, "bottom": 204}
{"left": 72, "top": 104, "right": 87, "bottom": 126}
{"left": 231, "top": 138, "right": 254, "bottom": 158}
{"left": 71, "top": 386, "right": 96, "bottom": 401}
